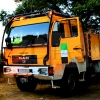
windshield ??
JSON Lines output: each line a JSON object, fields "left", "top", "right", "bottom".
{"left": 8, "top": 22, "right": 49, "bottom": 46}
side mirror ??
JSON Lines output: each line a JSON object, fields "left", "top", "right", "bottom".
{"left": 5, "top": 37, "right": 12, "bottom": 49}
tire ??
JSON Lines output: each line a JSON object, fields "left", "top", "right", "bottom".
{"left": 16, "top": 76, "right": 37, "bottom": 92}
{"left": 60, "top": 72, "right": 79, "bottom": 97}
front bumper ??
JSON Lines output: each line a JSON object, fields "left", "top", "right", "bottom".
{"left": 3, "top": 66, "right": 53, "bottom": 80}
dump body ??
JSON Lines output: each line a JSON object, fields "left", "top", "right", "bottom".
{"left": 85, "top": 31, "right": 100, "bottom": 60}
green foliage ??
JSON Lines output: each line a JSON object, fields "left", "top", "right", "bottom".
{"left": 0, "top": 0, "right": 100, "bottom": 29}
{"left": 0, "top": 10, "right": 8, "bottom": 26}
{"left": 70, "top": 0, "right": 100, "bottom": 29}
{"left": 14, "top": 0, "right": 66, "bottom": 14}
{"left": 14, "top": 0, "right": 35, "bottom": 14}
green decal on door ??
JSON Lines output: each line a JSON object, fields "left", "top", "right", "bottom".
{"left": 60, "top": 43, "right": 68, "bottom": 63}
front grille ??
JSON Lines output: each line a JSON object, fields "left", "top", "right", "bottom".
{"left": 12, "top": 55, "right": 37, "bottom": 64}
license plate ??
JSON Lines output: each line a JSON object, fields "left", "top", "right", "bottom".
{"left": 18, "top": 69, "right": 30, "bottom": 73}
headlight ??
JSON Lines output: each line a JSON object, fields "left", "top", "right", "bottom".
{"left": 4, "top": 67, "right": 11, "bottom": 72}
{"left": 38, "top": 68, "right": 48, "bottom": 75}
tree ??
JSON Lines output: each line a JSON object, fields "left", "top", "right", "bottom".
{"left": 0, "top": 0, "right": 100, "bottom": 30}
{"left": 70, "top": 0, "right": 100, "bottom": 30}
{"left": 14, "top": 0, "right": 69, "bottom": 14}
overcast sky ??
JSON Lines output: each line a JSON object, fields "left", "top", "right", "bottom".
{"left": 0, "top": 0, "right": 17, "bottom": 13}
{"left": 0, "top": 0, "right": 18, "bottom": 47}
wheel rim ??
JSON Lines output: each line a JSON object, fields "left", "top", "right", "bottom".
{"left": 67, "top": 74, "right": 76, "bottom": 91}
{"left": 20, "top": 78, "right": 28, "bottom": 84}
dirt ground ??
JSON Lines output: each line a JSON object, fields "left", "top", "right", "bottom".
{"left": 0, "top": 77, "right": 100, "bottom": 100}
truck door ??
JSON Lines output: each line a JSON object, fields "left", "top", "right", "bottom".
{"left": 50, "top": 18, "right": 85, "bottom": 69}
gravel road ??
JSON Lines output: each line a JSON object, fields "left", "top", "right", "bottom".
{"left": 0, "top": 77, "right": 100, "bottom": 100}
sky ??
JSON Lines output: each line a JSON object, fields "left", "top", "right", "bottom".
{"left": 0, "top": 0, "right": 18, "bottom": 47}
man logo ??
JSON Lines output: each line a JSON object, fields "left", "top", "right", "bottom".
{"left": 19, "top": 56, "right": 29, "bottom": 64}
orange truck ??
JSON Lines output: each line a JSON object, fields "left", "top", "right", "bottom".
{"left": 1, "top": 10, "right": 100, "bottom": 96}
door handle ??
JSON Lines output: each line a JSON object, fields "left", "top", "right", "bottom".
{"left": 73, "top": 47, "right": 82, "bottom": 50}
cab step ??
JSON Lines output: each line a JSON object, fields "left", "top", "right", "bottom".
{"left": 79, "top": 79, "right": 85, "bottom": 82}
{"left": 51, "top": 80, "right": 60, "bottom": 89}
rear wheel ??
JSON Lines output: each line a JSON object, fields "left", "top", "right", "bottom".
{"left": 16, "top": 76, "right": 37, "bottom": 92}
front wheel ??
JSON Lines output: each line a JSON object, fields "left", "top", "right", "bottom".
{"left": 16, "top": 76, "right": 37, "bottom": 92}
{"left": 60, "top": 73, "right": 79, "bottom": 97}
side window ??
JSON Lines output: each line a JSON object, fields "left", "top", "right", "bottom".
{"left": 51, "top": 21, "right": 65, "bottom": 47}
{"left": 53, "top": 21, "right": 65, "bottom": 38}
{"left": 64, "top": 20, "right": 78, "bottom": 38}
{"left": 71, "top": 26, "right": 78, "bottom": 37}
